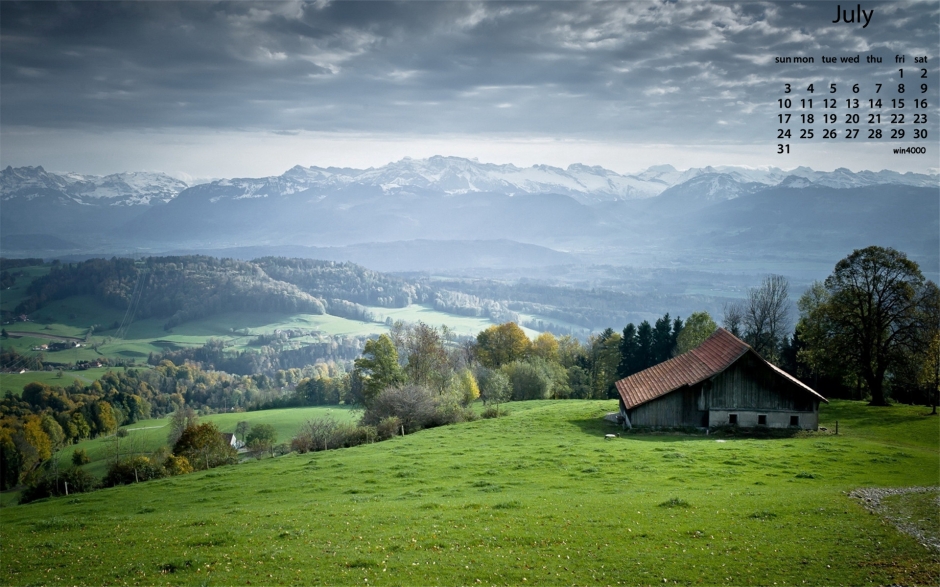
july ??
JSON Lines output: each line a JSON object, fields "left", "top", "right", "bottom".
{"left": 832, "top": 4, "right": 874, "bottom": 28}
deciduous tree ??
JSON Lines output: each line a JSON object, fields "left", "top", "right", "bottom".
{"left": 743, "top": 275, "right": 791, "bottom": 362}
{"left": 353, "top": 334, "right": 406, "bottom": 405}
{"left": 173, "top": 422, "right": 236, "bottom": 471}
{"left": 675, "top": 312, "right": 717, "bottom": 354}
{"left": 475, "top": 323, "right": 530, "bottom": 369}
{"left": 246, "top": 423, "right": 277, "bottom": 457}
{"left": 167, "top": 405, "right": 199, "bottom": 446}
{"left": 477, "top": 368, "right": 511, "bottom": 415}
{"left": 798, "top": 247, "right": 934, "bottom": 406}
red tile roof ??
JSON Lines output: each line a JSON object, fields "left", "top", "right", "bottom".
{"left": 614, "top": 328, "right": 826, "bottom": 409}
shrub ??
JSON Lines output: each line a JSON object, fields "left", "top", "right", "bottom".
{"left": 103, "top": 456, "right": 164, "bottom": 487}
{"left": 433, "top": 402, "right": 479, "bottom": 425}
{"left": 360, "top": 385, "right": 438, "bottom": 434}
{"left": 658, "top": 497, "right": 691, "bottom": 508}
{"left": 292, "top": 415, "right": 355, "bottom": 453}
{"left": 173, "top": 422, "right": 237, "bottom": 470}
{"left": 376, "top": 416, "right": 402, "bottom": 440}
{"left": 19, "top": 467, "right": 99, "bottom": 504}
{"left": 246, "top": 423, "right": 278, "bottom": 457}
{"left": 481, "top": 405, "right": 510, "bottom": 419}
{"left": 162, "top": 454, "right": 193, "bottom": 476}
{"left": 340, "top": 425, "right": 378, "bottom": 447}
{"left": 71, "top": 448, "right": 91, "bottom": 466}
{"left": 476, "top": 367, "right": 511, "bottom": 409}
{"left": 503, "top": 360, "right": 552, "bottom": 400}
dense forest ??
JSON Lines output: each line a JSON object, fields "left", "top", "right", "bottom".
{"left": 14, "top": 256, "right": 327, "bottom": 330}
{"left": 150, "top": 335, "right": 366, "bottom": 376}
{"left": 255, "top": 257, "right": 432, "bottom": 308}
{"left": 433, "top": 278, "right": 714, "bottom": 331}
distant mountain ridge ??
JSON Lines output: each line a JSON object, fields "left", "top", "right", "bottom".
{"left": 1, "top": 165, "right": 188, "bottom": 206}
{"left": 1, "top": 158, "right": 936, "bottom": 277}
{"left": 3, "top": 158, "right": 936, "bottom": 209}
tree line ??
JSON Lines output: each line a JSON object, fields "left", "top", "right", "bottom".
{"left": 0, "top": 358, "right": 352, "bottom": 490}
{"left": 150, "top": 335, "right": 364, "bottom": 376}
{"left": 14, "top": 256, "right": 328, "bottom": 331}
{"left": 255, "top": 257, "right": 433, "bottom": 308}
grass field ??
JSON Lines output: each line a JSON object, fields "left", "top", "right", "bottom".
{"left": 1, "top": 399, "right": 937, "bottom": 586}
{"left": 0, "top": 265, "right": 51, "bottom": 314}
{"left": 1, "top": 366, "right": 126, "bottom": 397}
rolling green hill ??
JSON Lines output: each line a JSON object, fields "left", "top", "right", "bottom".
{"left": 1, "top": 400, "right": 937, "bottom": 586}
{"left": 1, "top": 259, "right": 524, "bottom": 381}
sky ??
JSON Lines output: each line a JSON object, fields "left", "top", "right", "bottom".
{"left": 1, "top": 0, "right": 938, "bottom": 179}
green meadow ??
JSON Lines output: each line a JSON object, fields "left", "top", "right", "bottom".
{"left": 0, "top": 366, "right": 122, "bottom": 397}
{"left": 0, "top": 265, "right": 52, "bottom": 314}
{"left": 1, "top": 400, "right": 937, "bottom": 586}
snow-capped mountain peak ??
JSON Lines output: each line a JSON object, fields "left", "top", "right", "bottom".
{"left": 1, "top": 166, "right": 189, "bottom": 206}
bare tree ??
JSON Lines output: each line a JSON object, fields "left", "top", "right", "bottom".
{"left": 360, "top": 385, "right": 438, "bottom": 433}
{"left": 391, "top": 321, "right": 453, "bottom": 393}
{"left": 291, "top": 415, "right": 341, "bottom": 453}
{"left": 743, "top": 275, "right": 791, "bottom": 361}
{"left": 722, "top": 301, "right": 745, "bottom": 338}
{"left": 167, "top": 406, "right": 199, "bottom": 447}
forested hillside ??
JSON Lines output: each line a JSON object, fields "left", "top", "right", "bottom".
{"left": 14, "top": 256, "right": 327, "bottom": 330}
{"left": 255, "top": 257, "right": 432, "bottom": 308}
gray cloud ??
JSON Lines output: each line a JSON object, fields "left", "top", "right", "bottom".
{"left": 1, "top": 1, "right": 937, "bottom": 161}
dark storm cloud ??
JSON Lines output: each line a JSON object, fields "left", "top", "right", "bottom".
{"left": 2, "top": 1, "right": 937, "bottom": 143}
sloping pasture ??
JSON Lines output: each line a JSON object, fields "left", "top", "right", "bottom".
{"left": 1, "top": 400, "right": 937, "bottom": 586}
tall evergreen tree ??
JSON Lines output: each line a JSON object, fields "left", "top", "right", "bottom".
{"left": 652, "top": 313, "right": 674, "bottom": 364}
{"left": 636, "top": 321, "right": 654, "bottom": 371}
{"left": 671, "top": 316, "right": 684, "bottom": 353}
{"left": 617, "top": 323, "right": 639, "bottom": 378}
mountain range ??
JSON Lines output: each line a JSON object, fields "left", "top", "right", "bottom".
{"left": 1, "top": 157, "right": 937, "bottom": 279}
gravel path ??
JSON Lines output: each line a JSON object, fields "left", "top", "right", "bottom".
{"left": 848, "top": 486, "right": 940, "bottom": 552}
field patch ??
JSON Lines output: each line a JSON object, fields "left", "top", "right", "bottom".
{"left": 0, "top": 366, "right": 127, "bottom": 397}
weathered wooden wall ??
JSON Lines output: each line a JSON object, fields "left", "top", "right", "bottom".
{"left": 627, "top": 352, "right": 819, "bottom": 429}
{"left": 708, "top": 354, "right": 813, "bottom": 412}
{"left": 628, "top": 385, "right": 707, "bottom": 427}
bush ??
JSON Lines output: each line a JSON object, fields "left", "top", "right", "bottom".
{"left": 173, "top": 422, "right": 237, "bottom": 470}
{"left": 292, "top": 415, "right": 349, "bottom": 453}
{"left": 162, "top": 454, "right": 193, "bottom": 476}
{"left": 71, "top": 448, "right": 91, "bottom": 466}
{"left": 481, "top": 405, "right": 510, "bottom": 419}
{"left": 503, "top": 360, "right": 552, "bottom": 400}
{"left": 360, "top": 385, "right": 438, "bottom": 434}
{"left": 433, "top": 401, "right": 479, "bottom": 426}
{"left": 340, "top": 425, "right": 378, "bottom": 447}
{"left": 376, "top": 416, "right": 402, "bottom": 440}
{"left": 245, "top": 423, "right": 278, "bottom": 457}
{"left": 103, "top": 456, "right": 164, "bottom": 487}
{"left": 19, "top": 467, "right": 100, "bottom": 504}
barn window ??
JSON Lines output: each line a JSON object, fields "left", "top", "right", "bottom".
{"left": 728, "top": 414, "right": 738, "bottom": 425}
{"left": 758, "top": 414, "right": 767, "bottom": 426}
{"left": 789, "top": 415, "right": 799, "bottom": 427}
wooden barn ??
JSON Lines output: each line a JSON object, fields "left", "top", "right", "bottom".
{"left": 614, "top": 328, "right": 827, "bottom": 430}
